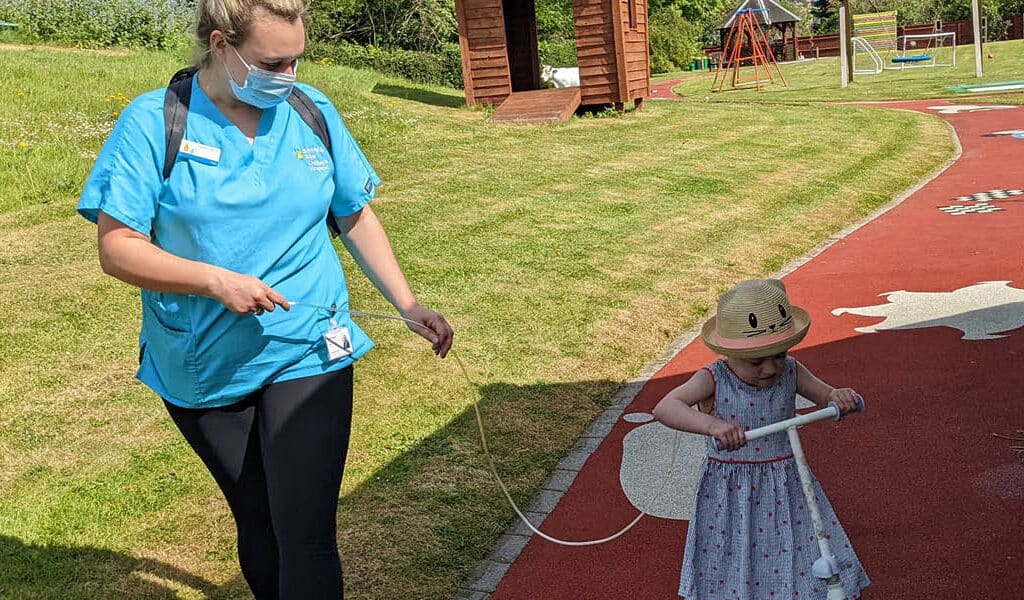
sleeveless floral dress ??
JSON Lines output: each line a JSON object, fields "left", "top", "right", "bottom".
{"left": 678, "top": 358, "right": 870, "bottom": 599}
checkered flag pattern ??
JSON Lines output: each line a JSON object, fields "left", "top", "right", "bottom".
{"left": 938, "top": 203, "right": 1004, "bottom": 216}
{"left": 937, "top": 189, "right": 1022, "bottom": 216}
{"left": 952, "top": 189, "right": 1023, "bottom": 202}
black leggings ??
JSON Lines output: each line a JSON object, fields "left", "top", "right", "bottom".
{"left": 165, "top": 368, "right": 354, "bottom": 600}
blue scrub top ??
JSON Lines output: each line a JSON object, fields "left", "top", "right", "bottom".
{"left": 78, "top": 78, "right": 379, "bottom": 408}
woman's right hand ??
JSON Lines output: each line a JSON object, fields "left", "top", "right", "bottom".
{"left": 210, "top": 269, "right": 290, "bottom": 315}
{"left": 709, "top": 420, "right": 746, "bottom": 452}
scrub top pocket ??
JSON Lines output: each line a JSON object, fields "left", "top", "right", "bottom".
{"left": 140, "top": 301, "right": 200, "bottom": 406}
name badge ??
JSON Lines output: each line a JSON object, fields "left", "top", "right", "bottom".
{"left": 325, "top": 325, "right": 352, "bottom": 361}
{"left": 179, "top": 139, "right": 221, "bottom": 165}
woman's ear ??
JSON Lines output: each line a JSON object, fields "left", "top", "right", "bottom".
{"left": 209, "top": 30, "right": 227, "bottom": 60}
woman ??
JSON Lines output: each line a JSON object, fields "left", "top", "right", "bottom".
{"left": 77, "top": 0, "right": 453, "bottom": 597}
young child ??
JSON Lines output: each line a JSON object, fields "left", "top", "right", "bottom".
{"left": 653, "top": 279, "right": 870, "bottom": 599}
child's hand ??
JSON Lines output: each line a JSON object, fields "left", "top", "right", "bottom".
{"left": 709, "top": 420, "right": 746, "bottom": 451}
{"left": 829, "top": 388, "right": 860, "bottom": 415}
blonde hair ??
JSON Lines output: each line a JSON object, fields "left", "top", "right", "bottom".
{"left": 192, "top": 0, "right": 308, "bottom": 68}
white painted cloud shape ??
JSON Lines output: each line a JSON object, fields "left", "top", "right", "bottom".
{"left": 832, "top": 281, "right": 1024, "bottom": 340}
{"left": 927, "top": 105, "right": 1016, "bottom": 114}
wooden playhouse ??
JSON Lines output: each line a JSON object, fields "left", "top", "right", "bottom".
{"left": 455, "top": 0, "right": 650, "bottom": 123}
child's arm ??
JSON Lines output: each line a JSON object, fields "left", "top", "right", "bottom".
{"left": 653, "top": 369, "right": 746, "bottom": 451}
{"left": 795, "top": 361, "right": 860, "bottom": 415}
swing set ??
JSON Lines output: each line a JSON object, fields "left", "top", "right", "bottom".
{"left": 851, "top": 11, "right": 957, "bottom": 75}
{"left": 712, "top": 0, "right": 787, "bottom": 92}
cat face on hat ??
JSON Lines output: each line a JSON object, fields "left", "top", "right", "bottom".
{"left": 700, "top": 279, "right": 811, "bottom": 359}
{"left": 725, "top": 280, "right": 794, "bottom": 337}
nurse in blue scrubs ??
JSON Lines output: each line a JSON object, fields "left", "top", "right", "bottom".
{"left": 77, "top": 1, "right": 453, "bottom": 597}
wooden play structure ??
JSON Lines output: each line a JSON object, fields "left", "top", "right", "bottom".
{"left": 712, "top": 1, "right": 788, "bottom": 92}
{"left": 455, "top": 0, "right": 650, "bottom": 123}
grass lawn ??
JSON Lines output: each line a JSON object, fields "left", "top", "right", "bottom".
{"left": 672, "top": 39, "right": 1024, "bottom": 103}
{"left": 0, "top": 43, "right": 961, "bottom": 599}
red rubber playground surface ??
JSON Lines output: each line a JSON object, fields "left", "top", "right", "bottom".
{"left": 489, "top": 101, "right": 1024, "bottom": 599}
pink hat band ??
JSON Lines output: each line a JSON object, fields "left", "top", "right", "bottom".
{"left": 699, "top": 279, "right": 812, "bottom": 359}
{"left": 706, "top": 323, "right": 796, "bottom": 350}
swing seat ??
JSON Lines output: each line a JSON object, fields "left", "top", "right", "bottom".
{"left": 892, "top": 55, "right": 931, "bottom": 63}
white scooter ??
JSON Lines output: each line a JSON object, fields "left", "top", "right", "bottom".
{"left": 715, "top": 397, "right": 866, "bottom": 600}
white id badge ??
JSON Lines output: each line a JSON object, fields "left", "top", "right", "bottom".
{"left": 325, "top": 325, "right": 352, "bottom": 361}
{"left": 179, "top": 139, "right": 221, "bottom": 166}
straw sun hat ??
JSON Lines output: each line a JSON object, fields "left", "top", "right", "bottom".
{"left": 700, "top": 279, "right": 810, "bottom": 359}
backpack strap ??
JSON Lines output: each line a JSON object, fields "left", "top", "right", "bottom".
{"left": 163, "top": 67, "right": 197, "bottom": 180}
{"left": 287, "top": 86, "right": 332, "bottom": 155}
{"left": 162, "top": 69, "right": 341, "bottom": 237}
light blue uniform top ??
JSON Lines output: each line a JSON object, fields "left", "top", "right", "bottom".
{"left": 78, "top": 78, "right": 379, "bottom": 409}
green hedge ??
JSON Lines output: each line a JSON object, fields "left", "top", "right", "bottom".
{"left": 0, "top": 0, "right": 464, "bottom": 90}
{"left": 307, "top": 40, "right": 464, "bottom": 89}
{"left": 0, "top": 0, "right": 192, "bottom": 49}
{"left": 538, "top": 38, "right": 577, "bottom": 67}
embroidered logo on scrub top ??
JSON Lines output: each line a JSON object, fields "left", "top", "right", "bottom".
{"left": 295, "top": 146, "right": 329, "bottom": 173}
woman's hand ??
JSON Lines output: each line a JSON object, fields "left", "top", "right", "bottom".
{"left": 709, "top": 420, "right": 746, "bottom": 452}
{"left": 400, "top": 303, "right": 453, "bottom": 357}
{"left": 828, "top": 387, "right": 860, "bottom": 415}
{"left": 210, "top": 270, "right": 290, "bottom": 315}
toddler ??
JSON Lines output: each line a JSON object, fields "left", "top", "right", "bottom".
{"left": 653, "top": 279, "right": 870, "bottom": 599}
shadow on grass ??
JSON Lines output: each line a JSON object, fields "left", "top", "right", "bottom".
{"left": 329, "top": 376, "right": 625, "bottom": 598}
{"left": 0, "top": 371, "right": 621, "bottom": 600}
{"left": 371, "top": 83, "right": 465, "bottom": 108}
{"left": 0, "top": 534, "right": 220, "bottom": 599}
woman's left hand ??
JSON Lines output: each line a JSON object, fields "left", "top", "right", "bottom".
{"left": 400, "top": 304, "right": 454, "bottom": 358}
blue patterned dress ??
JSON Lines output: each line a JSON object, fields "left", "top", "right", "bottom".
{"left": 678, "top": 358, "right": 870, "bottom": 599}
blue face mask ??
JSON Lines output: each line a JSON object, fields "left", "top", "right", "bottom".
{"left": 225, "top": 45, "right": 297, "bottom": 109}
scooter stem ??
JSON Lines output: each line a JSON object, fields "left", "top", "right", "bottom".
{"left": 787, "top": 426, "right": 848, "bottom": 600}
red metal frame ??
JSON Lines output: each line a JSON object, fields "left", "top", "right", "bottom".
{"left": 712, "top": 9, "right": 788, "bottom": 92}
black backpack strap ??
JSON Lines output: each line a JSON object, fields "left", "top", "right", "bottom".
{"left": 287, "top": 87, "right": 341, "bottom": 237}
{"left": 163, "top": 67, "right": 197, "bottom": 180}
{"left": 162, "top": 70, "right": 341, "bottom": 237}
{"left": 287, "top": 87, "right": 332, "bottom": 154}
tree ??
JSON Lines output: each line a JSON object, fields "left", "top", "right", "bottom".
{"left": 848, "top": 0, "right": 937, "bottom": 24}
{"left": 672, "top": 0, "right": 729, "bottom": 24}
{"left": 648, "top": 4, "right": 703, "bottom": 72}
{"left": 811, "top": 0, "right": 838, "bottom": 33}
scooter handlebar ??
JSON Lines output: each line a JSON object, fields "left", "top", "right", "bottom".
{"left": 827, "top": 394, "right": 866, "bottom": 421}
{"left": 713, "top": 395, "right": 865, "bottom": 451}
